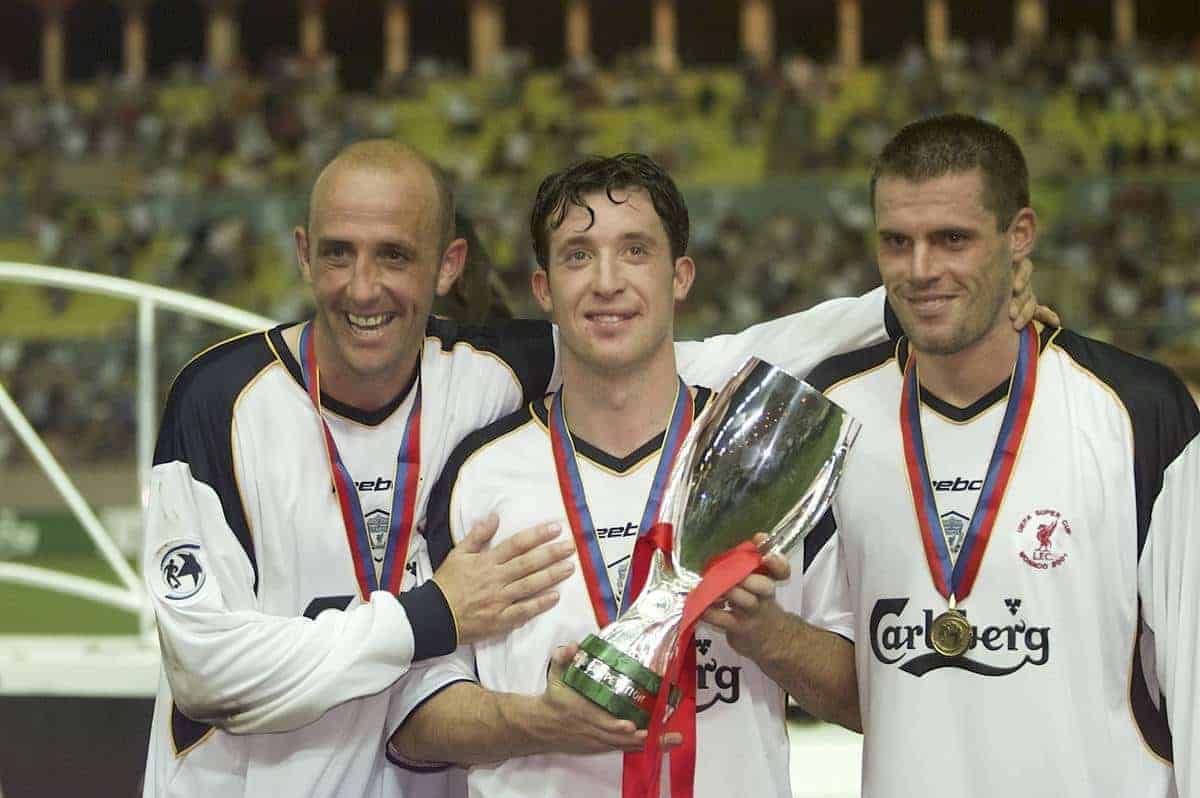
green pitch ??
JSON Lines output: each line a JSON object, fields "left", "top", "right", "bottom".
{"left": 0, "top": 511, "right": 140, "bottom": 636}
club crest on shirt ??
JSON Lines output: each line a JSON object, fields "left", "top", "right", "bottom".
{"left": 1016, "top": 509, "right": 1071, "bottom": 570}
{"left": 939, "top": 511, "right": 969, "bottom": 560}
{"left": 158, "top": 542, "right": 207, "bottom": 601}
{"left": 365, "top": 509, "right": 389, "bottom": 563}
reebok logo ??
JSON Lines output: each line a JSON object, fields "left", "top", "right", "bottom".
{"left": 933, "top": 477, "right": 983, "bottom": 492}
{"left": 595, "top": 522, "right": 639, "bottom": 539}
{"left": 356, "top": 477, "right": 393, "bottom": 492}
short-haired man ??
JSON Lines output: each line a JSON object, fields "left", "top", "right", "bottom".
{"left": 388, "top": 153, "right": 1044, "bottom": 796}
{"left": 801, "top": 114, "right": 1199, "bottom": 796}
{"left": 141, "top": 140, "right": 907, "bottom": 797}
{"left": 141, "top": 140, "right": 588, "bottom": 797}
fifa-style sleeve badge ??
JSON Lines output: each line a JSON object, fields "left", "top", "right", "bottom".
{"left": 155, "top": 540, "right": 209, "bottom": 602}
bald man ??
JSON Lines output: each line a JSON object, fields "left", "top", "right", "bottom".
{"left": 141, "top": 141, "right": 1035, "bottom": 797}
{"left": 140, "top": 141, "right": 604, "bottom": 797}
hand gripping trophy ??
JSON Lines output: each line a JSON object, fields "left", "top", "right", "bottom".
{"left": 562, "top": 358, "right": 861, "bottom": 739}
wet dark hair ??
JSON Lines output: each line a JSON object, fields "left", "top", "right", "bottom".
{"left": 530, "top": 153, "right": 689, "bottom": 268}
{"left": 870, "top": 114, "right": 1030, "bottom": 230}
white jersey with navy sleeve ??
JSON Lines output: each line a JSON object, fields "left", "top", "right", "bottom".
{"left": 143, "top": 285, "right": 891, "bottom": 797}
{"left": 417, "top": 388, "right": 831, "bottom": 798}
{"left": 675, "top": 285, "right": 890, "bottom": 388}
{"left": 803, "top": 327, "right": 1200, "bottom": 798}
{"left": 142, "top": 318, "right": 554, "bottom": 798}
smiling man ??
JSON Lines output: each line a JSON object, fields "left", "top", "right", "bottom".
{"left": 141, "top": 142, "right": 582, "bottom": 798}
{"left": 142, "top": 138, "right": 1043, "bottom": 798}
{"left": 801, "top": 114, "right": 1200, "bottom": 797}
{"left": 141, "top": 141, "right": 908, "bottom": 798}
{"left": 387, "top": 154, "right": 1047, "bottom": 797}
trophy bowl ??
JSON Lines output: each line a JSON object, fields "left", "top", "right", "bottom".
{"left": 561, "top": 357, "right": 860, "bottom": 728}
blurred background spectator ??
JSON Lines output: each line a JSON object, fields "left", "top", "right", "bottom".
{"left": 0, "top": 0, "right": 1198, "bottom": 468}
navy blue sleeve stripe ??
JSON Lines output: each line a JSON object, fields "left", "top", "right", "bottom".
{"left": 1130, "top": 605, "right": 1173, "bottom": 762}
{"left": 803, "top": 509, "right": 837, "bottom": 573}
{"left": 155, "top": 331, "right": 277, "bottom": 593}
{"left": 426, "top": 316, "right": 555, "bottom": 403}
{"left": 399, "top": 581, "right": 458, "bottom": 661}
{"left": 804, "top": 340, "right": 895, "bottom": 393}
{"left": 1052, "top": 331, "right": 1200, "bottom": 559}
{"left": 170, "top": 703, "right": 213, "bottom": 756}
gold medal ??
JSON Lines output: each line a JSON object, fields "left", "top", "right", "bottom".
{"left": 930, "top": 610, "right": 970, "bottom": 657}
{"left": 930, "top": 600, "right": 971, "bottom": 657}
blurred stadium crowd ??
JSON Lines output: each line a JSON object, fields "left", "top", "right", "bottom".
{"left": 1, "top": 33, "right": 1198, "bottom": 465}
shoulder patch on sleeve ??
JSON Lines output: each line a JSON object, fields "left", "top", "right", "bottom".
{"left": 154, "top": 330, "right": 276, "bottom": 592}
{"left": 154, "top": 539, "right": 211, "bottom": 603}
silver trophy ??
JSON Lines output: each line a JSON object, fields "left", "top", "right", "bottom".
{"left": 562, "top": 358, "right": 860, "bottom": 727}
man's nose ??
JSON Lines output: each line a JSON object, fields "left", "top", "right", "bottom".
{"left": 347, "top": 258, "right": 382, "bottom": 304}
{"left": 592, "top": 253, "right": 624, "bottom": 296}
{"left": 908, "top": 241, "right": 939, "bottom": 283}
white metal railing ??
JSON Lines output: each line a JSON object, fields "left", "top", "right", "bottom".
{"left": 0, "top": 262, "right": 276, "bottom": 636}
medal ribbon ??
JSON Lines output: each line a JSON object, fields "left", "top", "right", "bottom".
{"left": 622, "top": 534, "right": 764, "bottom": 798}
{"left": 300, "top": 323, "right": 422, "bottom": 600}
{"left": 549, "top": 379, "right": 693, "bottom": 628}
{"left": 900, "top": 324, "right": 1038, "bottom": 602}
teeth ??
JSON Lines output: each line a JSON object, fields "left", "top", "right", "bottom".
{"left": 590, "top": 314, "right": 630, "bottom": 323}
{"left": 347, "top": 313, "right": 391, "bottom": 329}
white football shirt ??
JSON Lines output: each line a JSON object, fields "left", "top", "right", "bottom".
{"left": 804, "top": 327, "right": 1200, "bottom": 798}
{"left": 420, "top": 391, "right": 818, "bottom": 798}
{"left": 143, "top": 286, "right": 890, "bottom": 797}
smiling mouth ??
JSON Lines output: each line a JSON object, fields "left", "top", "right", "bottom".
{"left": 907, "top": 296, "right": 954, "bottom": 313}
{"left": 585, "top": 311, "right": 638, "bottom": 326}
{"left": 345, "top": 312, "right": 396, "bottom": 335}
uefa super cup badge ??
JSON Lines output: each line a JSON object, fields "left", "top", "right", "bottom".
{"left": 1016, "top": 509, "right": 1071, "bottom": 570}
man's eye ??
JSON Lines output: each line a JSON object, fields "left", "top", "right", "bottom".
{"left": 323, "top": 244, "right": 351, "bottom": 259}
{"left": 881, "top": 235, "right": 907, "bottom": 250}
{"left": 570, "top": 250, "right": 589, "bottom": 262}
{"left": 628, "top": 245, "right": 645, "bottom": 257}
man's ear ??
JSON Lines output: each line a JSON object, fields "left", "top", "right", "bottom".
{"left": 673, "top": 256, "right": 696, "bottom": 302}
{"left": 294, "top": 226, "right": 313, "bottom": 283}
{"left": 1008, "top": 207, "right": 1037, "bottom": 264}
{"left": 531, "top": 268, "right": 553, "bottom": 314}
{"left": 435, "top": 238, "right": 469, "bottom": 297}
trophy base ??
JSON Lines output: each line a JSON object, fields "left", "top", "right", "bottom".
{"left": 562, "top": 634, "right": 679, "bottom": 730}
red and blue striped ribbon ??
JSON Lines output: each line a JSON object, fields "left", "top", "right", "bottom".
{"left": 900, "top": 324, "right": 1038, "bottom": 602}
{"left": 549, "top": 379, "right": 693, "bottom": 627}
{"left": 300, "top": 323, "right": 422, "bottom": 600}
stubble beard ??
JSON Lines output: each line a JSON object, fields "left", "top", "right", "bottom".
{"left": 906, "top": 271, "right": 1013, "bottom": 358}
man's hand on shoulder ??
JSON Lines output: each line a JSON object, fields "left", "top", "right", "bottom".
{"left": 433, "top": 513, "right": 575, "bottom": 644}
{"left": 1010, "top": 258, "right": 1061, "bottom": 329}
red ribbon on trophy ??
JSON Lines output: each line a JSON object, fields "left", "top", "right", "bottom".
{"left": 621, "top": 525, "right": 763, "bottom": 798}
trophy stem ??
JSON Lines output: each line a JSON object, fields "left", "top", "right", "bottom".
{"left": 561, "top": 551, "right": 688, "bottom": 729}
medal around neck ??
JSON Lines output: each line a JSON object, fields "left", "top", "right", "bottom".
{"left": 561, "top": 357, "right": 861, "bottom": 728}
{"left": 930, "top": 602, "right": 971, "bottom": 657}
